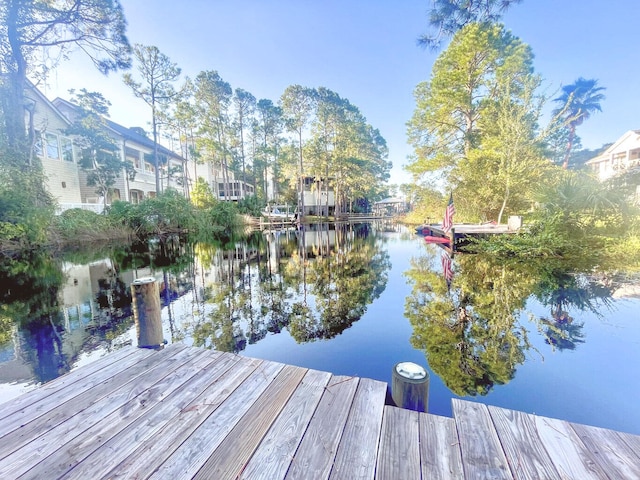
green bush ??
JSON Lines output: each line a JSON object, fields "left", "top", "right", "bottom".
{"left": 52, "top": 208, "right": 126, "bottom": 242}
{"left": 236, "top": 195, "right": 263, "bottom": 216}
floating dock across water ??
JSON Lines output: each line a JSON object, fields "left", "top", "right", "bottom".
{"left": 1, "top": 344, "right": 638, "bottom": 479}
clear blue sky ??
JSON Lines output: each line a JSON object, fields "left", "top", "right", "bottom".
{"left": 43, "top": 0, "right": 640, "bottom": 185}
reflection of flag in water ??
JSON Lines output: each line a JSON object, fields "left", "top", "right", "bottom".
{"left": 442, "top": 192, "right": 455, "bottom": 233}
{"left": 441, "top": 251, "right": 454, "bottom": 290}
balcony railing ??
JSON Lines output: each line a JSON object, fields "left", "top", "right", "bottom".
{"left": 56, "top": 203, "right": 105, "bottom": 215}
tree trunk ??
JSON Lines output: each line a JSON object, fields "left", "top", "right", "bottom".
{"left": 298, "top": 128, "right": 305, "bottom": 218}
{"left": 562, "top": 126, "right": 576, "bottom": 169}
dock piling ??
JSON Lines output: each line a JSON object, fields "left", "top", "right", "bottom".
{"left": 131, "top": 277, "right": 164, "bottom": 349}
{"left": 391, "top": 362, "right": 429, "bottom": 412}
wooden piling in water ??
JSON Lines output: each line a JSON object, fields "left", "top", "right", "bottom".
{"left": 131, "top": 277, "right": 164, "bottom": 349}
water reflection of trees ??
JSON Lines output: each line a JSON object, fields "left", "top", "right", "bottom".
{"left": 190, "top": 223, "right": 391, "bottom": 351}
{"left": 0, "top": 237, "right": 193, "bottom": 385}
{"left": 404, "top": 249, "right": 618, "bottom": 396}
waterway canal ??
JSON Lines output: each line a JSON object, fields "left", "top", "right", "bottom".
{"left": 1, "top": 222, "right": 639, "bottom": 435}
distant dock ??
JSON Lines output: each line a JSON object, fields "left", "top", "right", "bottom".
{"left": 418, "top": 221, "right": 520, "bottom": 250}
{"left": 1, "top": 344, "right": 638, "bottom": 479}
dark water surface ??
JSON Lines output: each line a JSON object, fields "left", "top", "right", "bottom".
{"left": 1, "top": 222, "right": 639, "bottom": 435}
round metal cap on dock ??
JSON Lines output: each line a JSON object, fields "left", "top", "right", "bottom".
{"left": 391, "top": 362, "right": 429, "bottom": 412}
{"left": 395, "top": 362, "right": 427, "bottom": 381}
{"left": 132, "top": 276, "right": 157, "bottom": 286}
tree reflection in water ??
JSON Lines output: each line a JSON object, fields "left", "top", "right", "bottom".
{"left": 404, "top": 247, "right": 617, "bottom": 397}
{"left": 1, "top": 225, "right": 627, "bottom": 396}
{"left": 190, "top": 222, "right": 391, "bottom": 350}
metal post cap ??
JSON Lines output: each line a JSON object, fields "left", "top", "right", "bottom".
{"left": 132, "top": 276, "right": 156, "bottom": 285}
{"left": 395, "top": 362, "right": 427, "bottom": 380}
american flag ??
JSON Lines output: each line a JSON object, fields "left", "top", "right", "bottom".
{"left": 441, "top": 251, "right": 454, "bottom": 290}
{"left": 442, "top": 193, "right": 455, "bottom": 233}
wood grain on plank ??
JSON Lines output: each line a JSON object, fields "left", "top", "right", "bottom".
{"left": 0, "top": 345, "right": 181, "bottom": 461}
{"left": 533, "top": 415, "right": 608, "bottom": 480}
{"left": 285, "top": 375, "right": 359, "bottom": 480}
{"left": 616, "top": 430, "right": 640, "bottom": 462}
{"left": 4, "top": 346, "right": 204, "bottom": 479}
{"left": 487, "top": 405, "right": 561, "bottom": 480}
{"left": 0, "top": 345, "right": 144, "bottom": 421}
{"left": 239, "top": 369, "right": 331, "bottom": 480}
{"left": 147, "top": 360, "right": 284, "bottom": 480}
{"left": 452, "top": 399, "right": 512, "bottom": 480}
{"left": 329, "top": 378, "right": 387, "bottom": 480}
{"left": 52, "top": 349, "right": 231, "bottom": 480}
{"left": 194, "top": 365, "right": 307, "bottom": 480}
{"left": 419, "top": 413, "right": 464, "bottom": 480}
{"left": 375, "top": 406, "right": 420, "bottom": 480}
{"left": 102, "top": 354, "right": 263, "bottom": 480}
{"left": 571, "top": 422, "right": 640, "bottom": 479}
{"left": 0, "top": 346, "right": 158, "bottom": 439}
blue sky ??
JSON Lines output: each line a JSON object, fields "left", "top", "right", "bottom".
{"left": 43, "top": 0, "right": 640, "bottom": 185}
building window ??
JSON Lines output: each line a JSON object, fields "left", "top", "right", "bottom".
{"left": 126, "top": 147, "right": 142, "bottom": 170}
{"left": 130, "top": 189, "right": 143, "bottom": 204}
{"left": 144, "top": 161, "right": 155, "bottom": 174}
{"left": 60, "top": 137, "right": 74, "bottom": 162}
{"left": 45, "top": 133, "right": 59, "bottom": 159}
{"left": 147, "top": 191, "right": 156, "bottom": 198}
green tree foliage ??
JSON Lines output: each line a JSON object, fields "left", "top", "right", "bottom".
{"left": 190, "top": 177, "right": 216, "bottom": 209}
{"left": 254, "top": 99, "right": 284, "bottom": 202}
{"left": 305, "top": 87, "right": 390, "bottom": 215}
{"left": 0, "top": 0, "right": 129, "bottom": 248}
{"left": 407, "top": 22, "right": 548, "bottom": 221}
{"left": 1, "top": 0, "right": 130, "bottom": 161}
{"left": 552, "top": 78, "right": 606, "bottom": 169}
{"left": 233, "top": 88, "right": 256, "bottom": 193}
{"left": 65, "top": 89, "right": 135, "bottom": 204}
{"left": 418, "top": 0, "right": 522, "bottom": 49}
{"left": 404, "top": 251, "right": 530, "bottom": 396}
{"left": 193, "top": 70, "right": 233, "bottom": 199}
{"left": 281, "top": 85, "right": 316, "bottom": 215}
{"left": 123, "top": 44, "right": 181, "bottom": 193}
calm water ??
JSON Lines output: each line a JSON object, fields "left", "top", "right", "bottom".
{"left": 1, "top": 222, "right": 639, "bottom": 435}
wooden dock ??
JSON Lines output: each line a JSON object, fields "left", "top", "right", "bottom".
{"left": 1, "top": 344, "right": 639, "bottom": 479}
{"left": 418, "top": 223, "right": 518, "bottom": 251}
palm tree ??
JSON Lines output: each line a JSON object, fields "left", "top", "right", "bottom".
{"left": 553, "top": 78, "right": 606, "bottom": 169}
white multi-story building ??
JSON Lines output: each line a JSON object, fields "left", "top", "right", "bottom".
{"left": 585, "top": 130, "right": 640, "bottom": 203}
{"left": 585, "top": 130, "right": 640, "bottom": 181}
{"left": 53, "top": 97, "right": 187, "bottom": 206}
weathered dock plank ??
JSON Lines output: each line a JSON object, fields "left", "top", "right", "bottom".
{"left": 7, "top": 345, "right": 204, "bottom": 479}
{"left": 0, "top": 345, "right": 146, "bottom": 421}
{"left": 0, "top": 345, "right": 184, "bottom": 466}
{"left": 532, "top": 415, "right": 608, "bottom": 479}
{"left": 329, "top": 378, "right": 387, "bottom": 480}
{"left": 375, "top": 405, "right": 420, "bottom": 480}
{"left": 103, "top": 354, "right": 263, "bottom": 480}
{"left": 487, "top": 405, "right": 562, "bottom": 480}
{"left": 452, "top": 398, "right": 513, "bottom": 479}
{"left": 148, "top": 360, "right": 284, "bottom": 479}
{"left": 238, "top": 369, "right": 331, "bottom": 480}
{"left": 44, "top": 348, "right": 228, "bottom": 480}
{"left": 0, "top": 346, "right": 158, "bottom": 440}
{"left": 285, "top": 375, "right": 359, "bottom": 480}
{"left": 571, "top": 422, "right": 640, "bottom": 479}
{"left": 2, "top": 346, "right": 639, "bottom": 480}
{"left": 419, "top": 413, "right": 464, "bottom": 480}
{"left": 193, "top": 365, "right": 307, "bottom": 479}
